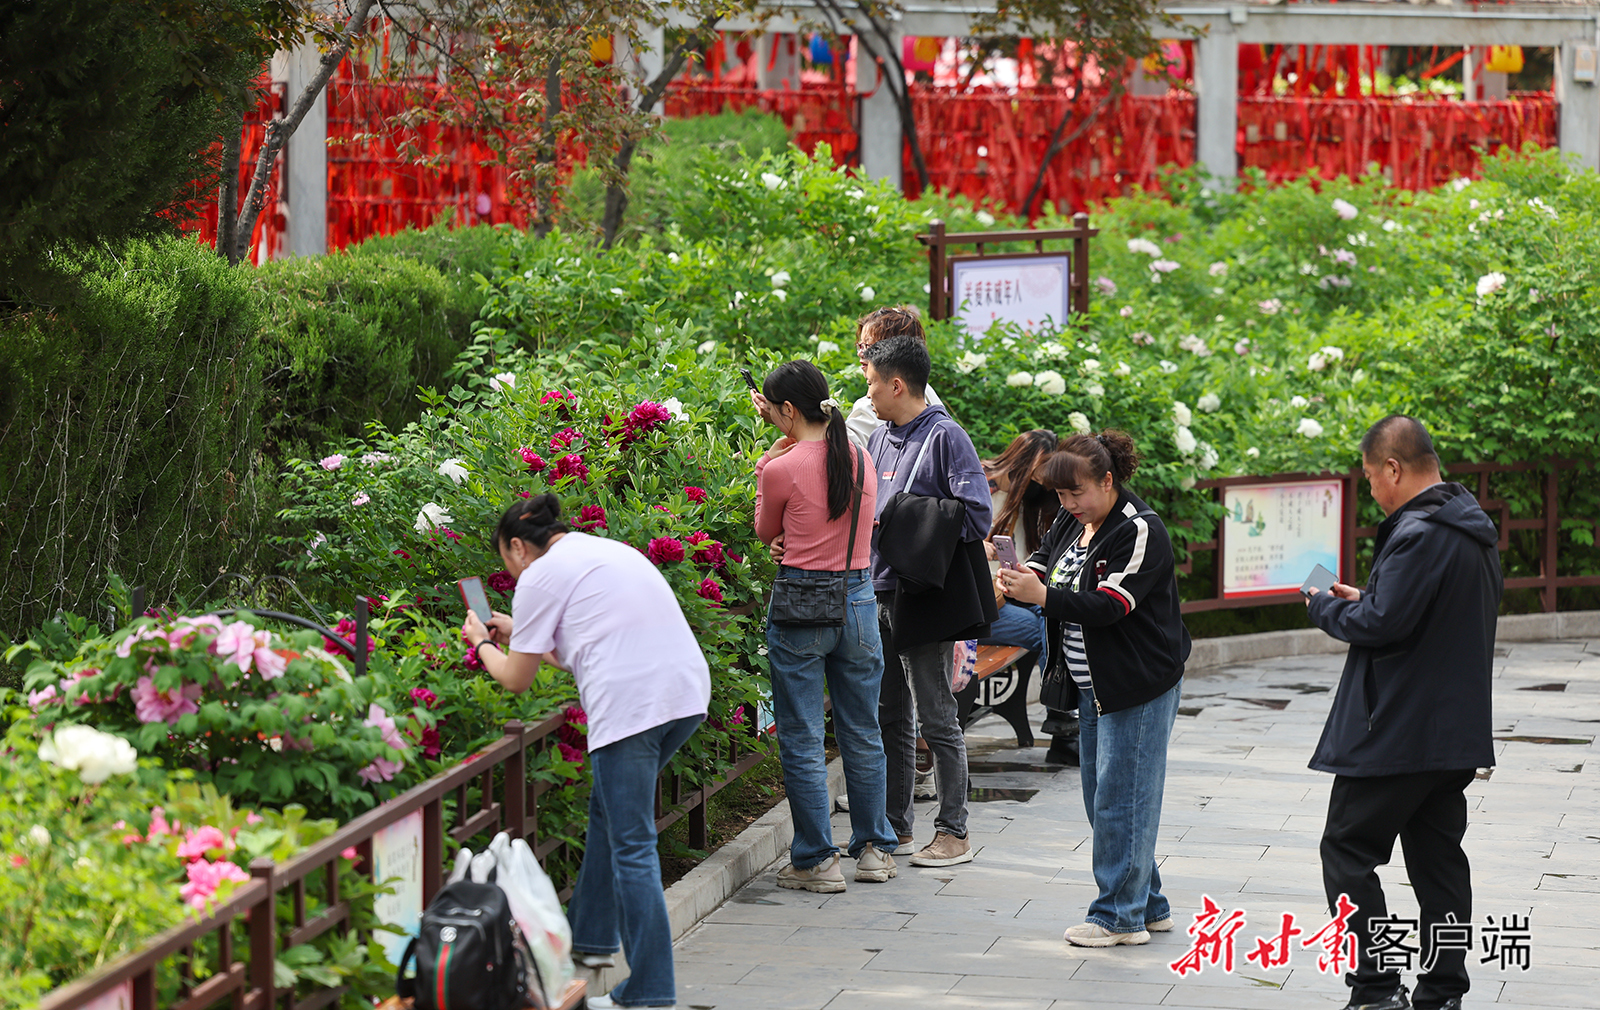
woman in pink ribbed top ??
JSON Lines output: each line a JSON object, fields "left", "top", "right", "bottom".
{"left": 750, "top": 359, "right": 899, "bottom": 893}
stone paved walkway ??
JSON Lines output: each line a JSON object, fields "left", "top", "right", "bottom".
{"left": 670, "top": 639, "right": 1600, "bottom": 1009}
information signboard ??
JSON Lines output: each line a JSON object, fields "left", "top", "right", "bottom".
{"left": 950, "top": 254, "right": 1071, "bottom": 339}
{"left": 371, "top": 809, "right": 424, "bottom": 966}
{"left": 1220, "top": 479, "right": 1343, "bottom": 598}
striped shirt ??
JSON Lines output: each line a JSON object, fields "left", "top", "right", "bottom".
{"left": 1049, "top": 541, "right": 1093, "bottom": 689}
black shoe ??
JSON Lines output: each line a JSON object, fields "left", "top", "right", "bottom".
{"left": 1044, "top": 740, "right": 1080, "bottom": 767}
{"left": 1343, "top": 987, "right": 1410, "bottom": 1010}
{"left": 1040, "top": 711, "right": 1079, "bottom": 737}
{"left": 1415, "top": 999, "right": 1462, "bottom": 1010}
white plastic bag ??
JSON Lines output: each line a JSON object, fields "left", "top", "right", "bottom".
{"left": 487, "top": 832, "right": 575, "bottom": 1007}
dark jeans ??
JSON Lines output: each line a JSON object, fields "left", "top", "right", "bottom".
{"left": 1321, "top": 768, "right": 1476, "bottom": 1009}
{"left": 877, "top": 592, "right": 968, "bottom": 839}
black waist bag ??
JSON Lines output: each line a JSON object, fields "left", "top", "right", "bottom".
{"left": 769, "top": 447, "right": 865, "bottom": 627}
{"left": 397, "top": 879, "right": 531, "bottom": 1010}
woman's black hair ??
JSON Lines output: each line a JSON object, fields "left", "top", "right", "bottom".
{"left": 761, "top": 360, "right": 856, "bottom": 521}
{"left": 494, "top": 493, "right": 570, "bottom": 551}
{"left": 1038, "top": 430, "right": 1141, "bottom": 491}
{"left": 986, "top": 429, "right": 1059, "bottom": 547}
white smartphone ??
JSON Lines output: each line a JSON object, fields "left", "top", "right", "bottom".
{"left": 992, "top": 535, "right": 1019, "bottom": 571}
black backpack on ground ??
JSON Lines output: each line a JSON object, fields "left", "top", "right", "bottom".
{"left": 396, "top": 879, "right": 535, "bottom": 1010}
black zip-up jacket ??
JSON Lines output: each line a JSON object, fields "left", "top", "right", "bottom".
{"left": 1306, "top": 482, "right": 1500, "bottom": 776}
{"left": 1024, "top": 489, "right": 1191, "bottom": 714}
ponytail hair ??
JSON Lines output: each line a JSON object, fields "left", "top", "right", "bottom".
{"left": 761, "top": 360, "right": 857, "bottom": 520}
{"left": 1038, "top": 430, "right": 1141, "bottom": 491}
{"left": 495, "top": 493, "right": 570, "bottom": 551}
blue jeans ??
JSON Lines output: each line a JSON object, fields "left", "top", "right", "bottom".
{"left": 570, "top": 714, "right": 703, "bottom": 1007}
{"left": 1078, "top": 678, "right": 1182, "bottom": 933}
{"left": 979, "top": 602, "right": 1048, "bottom": 671}
{"left": 767, "top": 568, "right": 896, "bottom": 867}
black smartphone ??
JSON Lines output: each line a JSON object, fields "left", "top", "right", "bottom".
{"left": 1300, "top": 563, "right": 1339, "bottom": 597}
{"left": 458, "top": 576, "right": 492, "bottom": 623}
{"left": 739, "top": 367, "right": 759, "bottom": 393}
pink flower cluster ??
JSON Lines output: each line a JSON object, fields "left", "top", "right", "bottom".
{"left": 540, "top": 390, "right": 577, "bottom": 415}
{"left": 358, "top": 703, "right": 407, "bottom": 783}
{"left": 618, "top": 401, "right": 672, "bottom": 446}
{"left": 574, "top": 505, "right": 607, "bottom": 531}
{"left": 520, "top": 447, "right": 548, "bottom": 473}
{"left": 487, "top": 570, "right": 517, "bottom": 593}
{"left": 212, "top": 621, "right": 288, "bottom": 681}
{"left": 322, "top": 616, "right": 376, "bottom": 656}
{"left": 410, "top": 686, "right": 438, "bottom": 709}
{"left": 133, "top": 676, "right": 202, "bottom": 725}
{"left": 684, "top": 486, "right": 708, "bottom": 503}
{"left": 646, "top": 537, "right": 685, "bottom": 565}
{"left": 558, "top": 706, "right": 588, "bottom": 752}
{"left": 29, "top": 668, "right": 109, "bottom": 710}
{"left": 180, "top": 859, "right": 250, "bottom": 909}
{"left": 697, "top": 577, "right": 724, "bottom": 606}
{"left": 686, "top": 531, "right": 727, "bottom": 572}
{"left": 551, "top": 453, "right": 589, "bottom": 483}
{"left": 550, "top": 427, "right": 585, "bottom": 451}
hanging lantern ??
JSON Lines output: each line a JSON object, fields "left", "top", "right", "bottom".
{"left": 590, "top": 34, "right": 612, "bottom": 63}
{"left": 809, "top": 33, "right": 832, "bottom": 65}
{"left": 902, "top": 36, "right": 940, "bottom": 74}
{"left": 1486, "top": 45, "right": 1524, "bottom": 74}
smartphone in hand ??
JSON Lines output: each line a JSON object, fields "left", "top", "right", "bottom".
{"left": 458, "top": 576, "right": 492, "bottom": 623}
{"left": 740, "top": 368, "right": 759, "bottom": 392}
{"left": 992, "top": 535, "right": 1020, "bottom": 571}
{"left": 1300, "top": 563, "right": 1338, "bottom": 597}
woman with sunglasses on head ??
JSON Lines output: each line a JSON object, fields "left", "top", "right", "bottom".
{"left": 750, "top": 360, "right": 899, "bottom": 892}
{"left": 462, "top": 494, "right": 710, "bottom": 1009}
{"left": 996, "top": 431, "right": 1191, "bottom": 949}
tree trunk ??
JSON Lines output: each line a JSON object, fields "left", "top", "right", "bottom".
{"left": 1020, "top": 86, "right": 1116, "bottom": 219}
{"left": 216, "top": 106, "right": 243, "bottom": 263}
{"left": 229, "top": 0, "right": 376, "bottom": 264}
{"left": 532, "top": 50, "right": 563, "bottom": 240}
{"left": 600, "top": 24, "right": 714, "bottom": 248}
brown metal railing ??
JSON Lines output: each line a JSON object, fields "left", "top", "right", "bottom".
{"left": 38, "top": 710, "right": 770, "bottom": 1010}
{"left": 1178, "top": 458, "right": 1600, "bottom": 614}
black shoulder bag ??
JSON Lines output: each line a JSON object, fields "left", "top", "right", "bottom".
{"left": 768, "top": 445, "right": 866, "bottom": 627}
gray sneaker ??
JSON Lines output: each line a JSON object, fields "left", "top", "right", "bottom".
{"left": 854, "top": 844, "right": 898, "bottom": 883}
{"left": 913, "top": 768, "right": 937, "bottom": 800}
{"left": 908, "top": 831, "right": 973, "bottom": 867}
{"left": 834, "top": 792, "right": 850, "bottom": 812}
{"left": 777, "top": 854, "right": 846, "bottom": 893}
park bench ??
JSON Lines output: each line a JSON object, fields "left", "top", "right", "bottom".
{"left": 954, "top": 644, "right": 1038, "bottom": 747}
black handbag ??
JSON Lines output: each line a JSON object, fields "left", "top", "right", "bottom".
{"left": 768, "top": 446, "right": 865, "bottom": 627}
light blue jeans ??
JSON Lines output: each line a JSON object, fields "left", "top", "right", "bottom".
{"left": 767, "top": 568, "right": 897, "bottom": 867}
{"left": 1078, "top": 678, "right": 1182, "bottom": 933}
{"left": 570, "top": 714, "right": 703, "bottom": 1007}
{"left": 979, "top": 602, "right": 1048, "bottom": 671}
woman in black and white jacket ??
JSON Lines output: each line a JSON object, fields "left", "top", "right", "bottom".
{"left": 997, "top": 430, "right": 1191, "bottom": 949}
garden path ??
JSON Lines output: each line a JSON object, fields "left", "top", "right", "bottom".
{"left": 665, "top": 639, "right": 1600, "bottom": 1009}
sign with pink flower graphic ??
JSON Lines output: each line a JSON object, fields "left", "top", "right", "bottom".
{"left": 372, "top": 809, "right": 424, "bottom": 965}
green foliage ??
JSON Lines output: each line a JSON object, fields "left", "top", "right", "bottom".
{"left": 0, "top": 236, "right": 267, "bottom": 645}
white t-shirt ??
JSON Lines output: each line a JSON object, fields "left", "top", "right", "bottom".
{"left": 509, "top": 532, "right": 710, "bottom": 750}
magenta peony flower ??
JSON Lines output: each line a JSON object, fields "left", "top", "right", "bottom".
{"left": 487, "top": 570, "right": 517, "bottom": 593}
{"left": 462, "top": 642, "right": 484, "bottom": 671}
{"left": 574, "top": 505, "right": 607, "bottom": 531}
{"left": 551, "top": 453, "right": 589, "bottom": 483}
{"left": 132, "top": 676, "right": 201, "bottom": 724}
{"left": 557, "top": 742, "right": 586, "bottom": 770}
{"left": 357, "top": 757, "right": 403, "bottom": 783}
{"left": 180, "top": 859, "right": 250, "bottom": 909}
{"left": 619, "top": 401, "right": 672, "bottom": 446}
{"left": 684, "top": 486, "right": 708, "bottom": 503}
{"left": 410, "top": 686, "right": 438, "bottom": 709}
{"left": 418, "top": 725, "right": 441, "bottom": 759}
{"left": 646, "top": 537, "right": 685, "bottom": 565}
{"left": 697, "top": 577, "right": 724, "bottom": 606}
{"left": 686, "top": 531, "right": 726, "bottom": 571}
{"left": 148, "top": 808, "right": 174, "bottom": 838}
{"left": 520, "top": 447, "right": 548, "bottom": 473}
{"left": 540, "top": 389, "right": 577, "bottom": 414}
{"left": 550, "top": 427, "right": 585, "bottom": 452}
{"left": 558, "top": 706, "right": 588, "bottom": 751}
{"left": 441, "top": 528, "right": 463, "bottom": 543}
{"left": 323, "top": 616, "right": 376, "bottom": 656}
{"left": 175, "top": 826, "right": 231, "bottom": 861}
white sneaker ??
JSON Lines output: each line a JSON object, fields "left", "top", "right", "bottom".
{"left": 913, "top": 768, "right": 937, "bottom": 800}
{"left": 854, "top": 843, "right": 898, "bottom": 883}
{"left": 777, "top": 854, "right": 847, "bottom": 893}
{"left": 1146, "top": 916, "right": 1175, "bottom": 933}
{"left": 834, "top": 792, "right": 850, "bottom": 812}
{"left": 587, "top": 994, "right": 676, "bottom": 1009}
{"left": 892, "top": 833, "right": 916, "bottom": 855}
{"left": 1064, "top": 922, "right": 1150, "bottom": 947}
{"left": 574, "top": 950, "right": 616, "bottom": 968}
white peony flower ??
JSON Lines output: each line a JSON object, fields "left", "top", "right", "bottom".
{"left": 1007, "top": 371, "right": 1035, "bottom": 388}
{"left": 1246, "top": 446, "right": 1261, "bottom": 458}
{"left": 1198, "top": 393, "right": 1222, "bottom": 413}
{"left": 1178, "top": 334, "right": 1211, "bottom": 357}
{"left": 1208, "top": 262, "right": 1228, "bottom": 277}
{"left": 1352, "top": 369, "right": 1367, "bottom": 384}
{"left": 1297, "top": 418, "right": 1325, "bottom": 438}
{"left": 860, "top": 286, "right": 875, "bottom": 301}
{"left": 415, "top": 502, "right": 453, "bottom": 533}
{"left": 1127, "top": 237, "right": 1162, "bottom": 257}
{"left": 761, "top": 172, "right": 786, "bottom": 191}
{"left": 1151, "top": 259, "right": 1180, "bottom": 274}
{"left": 438, "top": 459, "right": 469, "bottom": 484}
{"left": 955, "top": 351, "right": 988, "bottom": 374}
{"left": 667, "top": 251, "right": 680, "bottom": 263}
{"left": 1291, "top": 395, "right": 1310, "bottom": 408}
{"left": 1332, "top": 198, "right": 1359, "bottom": 220}
{"left": 1112, "top": 361, "right": 1131, "bottom": 377}
{"left": 1172, "top": 401, "right": 1193, "bottom": 426}
{"left": 771, "top": 289, "right": 788, "bottom": 303}
{"left": 1036, "top": 341, "right": 1068, "bottom": 359}
{"left": 697, "top": 340, "right": 717, "bottom": 354}
{"left": 975, "top": 211, "right": 996, "bottom": 226}
{"left": 29, "top": 825, "right": 51, "bottom": 847}
{"left": 1085, "top": 382, "right": 1105, "bottom": 398}
{"left": 38, "top": 725, "right": 138, "bottom": 784}
{"left": 1320, "top": 346, "right": 1345, "bottom": 361}
{"left": 1067, "top": 411, "right": 1093, "bottom": 434}
{"left": 662, "top": 396, "right": 688, "bottom": 421}
{"left": 770, "top": 270, "right": 791, "bottom": 289}
{"left": 1258, "top": 298, "right": 1283, "bottom": 315}
{"left": 1174, "top": 425, "right": 1198, "bottom": 455}
{"left": 1180, "top": 475, "right": 1197, "bottom": 490}
{"left": 816, "top": 340, "right": 840, "bottom": 355}
{"left": 1119, "top": 306, "right": 1134, "bottom": 318}
{"left": 1308, "top": 353, "right": 1328, "bottom": 372}
{"left": 489, "top": 372, "right": 516, "bottom": 392}
{"left": 1476, "top": 272, "right": 1507, "bottom": 298}
{"left": 1159, "top": 360, "right": 1178, "bottom": 374}
{"left": 1198, "top": 441, "right": 1219, "bottom": 470}
{"left": 1082, "top": 358, "right": 1101, "bottom": 373}
{"left": 1035, "top": 370, "right": 1067, "bottom": 396}
{"left": 609, "top": 287, "right": 625, "bottom": 296}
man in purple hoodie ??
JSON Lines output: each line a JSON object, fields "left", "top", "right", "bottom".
{"left": 863, "top": 335, "right": 993, "bottom": 867}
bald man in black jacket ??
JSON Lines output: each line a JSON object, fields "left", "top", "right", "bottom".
{"left": 1306, "top": 416, "right": 1500, "bottom": 1010}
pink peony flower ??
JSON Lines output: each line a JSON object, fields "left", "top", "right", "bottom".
{"left": 245, "top": 812, "right": 263, "bottom": 825}
{"left": 176, "top": 826, "right": 232, "bottom": 861}
{"left": 646, "top": 537, "right": 685, "bottom": 565}
{"left": 686, "top": 531, "right": 726, "bottom": 572}
{"left": 319, "top": 454, "right": 345, "bottom": 471}
{"left": 574, "top": 505, "right": 607, "bottom": 531}
{"left": 9, "top": 854, "right": 26, "bottom": 867}
{"left": 351, "top": 492, "right": 371, "bottom": 506}
{"left": 148, "top": 808, "right": 174, "bottom": 838}
{"left": 211, "top": 621, "right": 259, "bottom": 674}
{"left": 550, "top": 427, "right": 586, "bottom": 452}
{"left": 684, "top": 486, "right": 708, "bottom": 503}
{"left": 364, "top": 704, "right": 406, "bottom": 751}
{"left": 417, "top": 726, "right": 441, "bottom": 759}
{"left": 26, "top": 684, "right": 57, "bottom": 709}
{"left": 132, "top": 676, "right": 201, "bottom": 724}
{"left": 520, "top": 447, "right": 548, "bottom": 473}
{"left": 462, "top": 642, "right": 484, "bottom": 671}
{"left": 180, "top": 859, "right": 250, "bottom": 909}
{"left": 551, "top": 453, "right": 589, "bottom": 483}
{"left": 323, "top": 617, "right": 376, "bottom": 656}
{"left": 540, "top": 390, "right": 577, "bottom": 414}
{"left": 620, "top": 401, "right": 672, "bottom": 446}
{"left": 410, "top": 686, "right": 438, "bottom": 709}
{"left": 487, "top": 570, "right": 517, "bottom": 593}
{"left": 441, "top": 528, "right": 463, "bottom": 543}
{"left": 357, "top": 757, "right": 402, "bottom": 783}
{"left": 697, "top": 577, "right": 724, "bottom": 606}
{"left": 342, "top": 847, "right": 359, "bottom": 860}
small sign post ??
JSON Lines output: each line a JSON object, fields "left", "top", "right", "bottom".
{"left": 920, "top": 214, "right": 1098, "bottom": 338}
{"left": 1220, "top": 478, "right": 1346, "bottom": 599}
